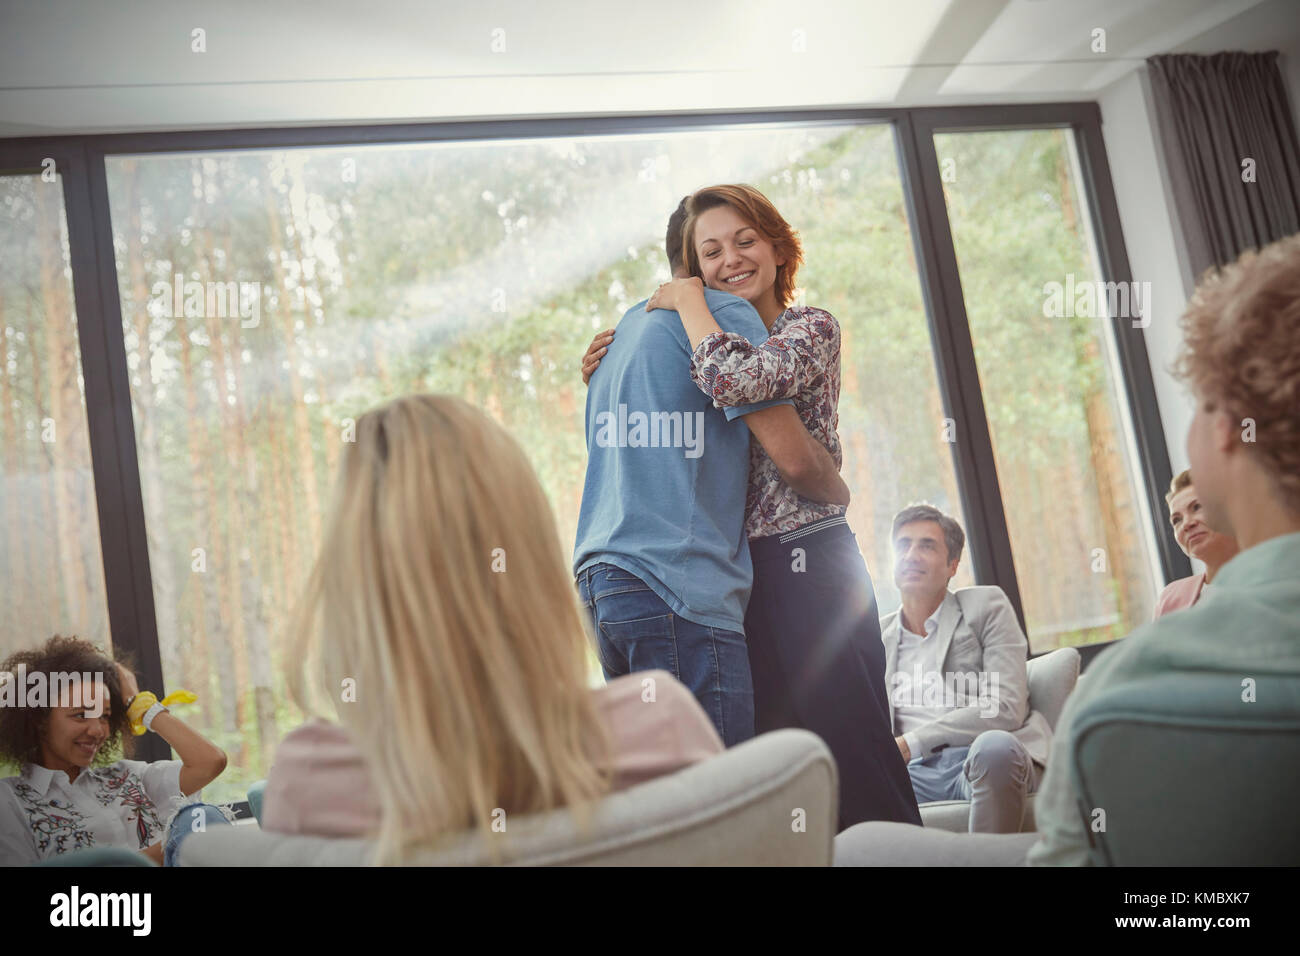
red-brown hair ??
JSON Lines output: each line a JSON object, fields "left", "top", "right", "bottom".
{"left": 680, "top": 184, "right": 804, "bottom": 309}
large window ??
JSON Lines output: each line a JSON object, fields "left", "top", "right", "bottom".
{"left": 934, "top": 128, "right": 1160, "bottom": 650}
{"left": 1, "top": 106, "right": 1179, "bottom": 805}
{"left": 106, "top": 123, "right": 965, "bottom": 802}
{"left": 0, "top": 171, "right": 110, "bottom": 662}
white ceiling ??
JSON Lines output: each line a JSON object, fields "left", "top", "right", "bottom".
{"left": 0, "top": 0, "right": 1295, "bottom": 137}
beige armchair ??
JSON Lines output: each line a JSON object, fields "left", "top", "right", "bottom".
{"left": 177, "top": 728, "right": 838, "bottom": 866}
{"left": 915, "top": 646, "right": 1081, "bottom": 833}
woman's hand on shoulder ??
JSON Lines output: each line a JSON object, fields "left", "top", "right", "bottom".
{"left": 581, "top": 328, "right": 615, "bottom": 386}
{"left": 646, "top": 275, "right": 703, "bottom": 313}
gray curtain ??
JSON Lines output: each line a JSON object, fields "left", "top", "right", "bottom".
{"left": 1147, "top": 52, "right": 1300, "bottom": 279}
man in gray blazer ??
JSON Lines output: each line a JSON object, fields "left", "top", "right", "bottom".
{"left": 881, "top": 504, "right": 1052, "bottom": 833}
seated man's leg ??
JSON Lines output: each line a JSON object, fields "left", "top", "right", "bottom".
{"left": 906, "top": 746, "right": 969, "bottom": 806}
{"left": 958, "top": 730, "right": 1037, "bottom": 833}
{"left": 163, "top": 803, "right": 234, "bottom": 867}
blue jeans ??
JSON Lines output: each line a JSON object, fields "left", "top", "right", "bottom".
{"left": 576, "top": 563, "right": 754, "bottom": 747}
{"left": 163, "top": 802, "right": 233, "bottom": 867}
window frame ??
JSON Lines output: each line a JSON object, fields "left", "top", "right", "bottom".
{"left": 1, "top": 104, "right": 1188, "bottom": 798}
{"left": 900, "top": 104, "right": 1189, "bottom": 649}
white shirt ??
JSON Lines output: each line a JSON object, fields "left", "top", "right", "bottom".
{"left": 893, "top": 604, "right": 950, "bottom": 760}
{"left": 0, "top": 759, "right": 190, "bottom": 865}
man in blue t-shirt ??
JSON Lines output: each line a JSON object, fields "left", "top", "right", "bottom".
{"left": 573, "top": 198, "right": 848, "bottom": 746}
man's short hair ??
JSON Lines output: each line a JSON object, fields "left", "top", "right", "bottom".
{"left": 665, "top": 197, "right": 690, "bottom": 275}
{"left": 891, "top": 503, "right": 965, "bottom": 565}
{"left": 1166, "top": 468, "right": 1193, "bottom": 505}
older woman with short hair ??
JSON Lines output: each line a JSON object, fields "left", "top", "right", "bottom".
{"left": 1153, "top": 468, "right": 1240, "bottom": 618}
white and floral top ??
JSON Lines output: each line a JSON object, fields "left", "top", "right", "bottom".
{"left": 0, "top": 759, "right": 190, "bottom": 865}
{"left": 690, "top": 305, "right": 846, "bottom": 539}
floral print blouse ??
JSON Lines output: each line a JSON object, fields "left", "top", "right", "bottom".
{"left": 690, "top": 305, "right": 846, "bottom": 539}
{"left": 0, "top": 759, "right": 189, "bottom": 864}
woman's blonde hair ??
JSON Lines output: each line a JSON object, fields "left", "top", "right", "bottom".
{"left": 1166, "top": 468, "right": 1193, "bottom": 506}
{"left": 286, "top": 394, "right": 612, "bottom": 864}
{"left": 681, "top": 184, "right": 804, "bottom": 309}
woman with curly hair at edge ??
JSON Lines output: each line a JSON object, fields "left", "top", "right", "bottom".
{"left": 0, "top": 635, "right": 226, "bottom": 865}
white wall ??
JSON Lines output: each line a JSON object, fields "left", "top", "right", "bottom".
{"left": 1097, "top": 12, "right": 1300, "bottom": 479}
{"left": 1097, "top": 67, "right": 1196, "bottom": 476}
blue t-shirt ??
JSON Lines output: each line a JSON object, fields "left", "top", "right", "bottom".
{"left": 573, "top": 287, "right": 792, "bottom": 631}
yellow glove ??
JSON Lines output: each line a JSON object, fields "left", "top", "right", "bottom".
{"left": 127, "top": 689, "right": 198, "bottom": 735}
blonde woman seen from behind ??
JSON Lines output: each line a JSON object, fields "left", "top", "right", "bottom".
{"left": 267, "top": 394, "right": 723, "bottom": 864}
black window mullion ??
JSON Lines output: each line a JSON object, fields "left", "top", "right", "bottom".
{"left": 61, "top": 142, "right": 169, "bottom": 763}
{"left": 893, "top": 112, "right": 1028, "bottom": 633}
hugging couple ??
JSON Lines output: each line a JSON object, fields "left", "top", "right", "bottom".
{"left": 573, "top": 184, "right": 922, "bottom": 831}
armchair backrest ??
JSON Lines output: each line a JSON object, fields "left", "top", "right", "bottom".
{"left": 181, "top": 728, "right": 838, "bottom": 866}
{"left": 1026, "top": 646, "right": 1081, "bottom": 731}
{"left": 1069, "top": 671, "right": 1300, "bottom": 865}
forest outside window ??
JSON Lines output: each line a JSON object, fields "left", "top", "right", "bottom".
{"left": 104, "top": 123, "right": 963, "bottom": 803}
{"left": 0, "top": 171, "right": 110, "bottom": 664}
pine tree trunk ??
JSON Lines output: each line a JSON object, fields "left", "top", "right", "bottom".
{"left": 34, "top": 182, "right": 89, "bottom": 635}
{"left": 22, "top": 254, "right": 62, "bottom": 636}
{"left": 187, "top": 174, "right": 246, "bottom": 767}
{"left": 171, "top": 215, "right": 231, "bottom": 752}
{"left": 122, "top": 159, "right": 181, "bottom": 678}
{"left": 261, "top": 180, "right": 323, "bottom": 563}
{"left": 0, "top": 300, "right": 35, "bottom": 644}
{"left": 212, "top": 200, "right": 279, "bottom": 768}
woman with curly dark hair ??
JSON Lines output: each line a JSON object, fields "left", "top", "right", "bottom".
{"left": 0, "top": 635, "right": 227, "bottom": 865}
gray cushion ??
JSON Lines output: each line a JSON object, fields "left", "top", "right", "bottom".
{"left": 179, "top": 728, "right": 838, "bottom": 866}
{"left": 1026, "top": 646, "right": 1081, "bottom": 731}
{"left": 834, "top": 822, "right": 1038, "bottom": 866}
{"left": 920, "top": 795, "right": 1038, "bottom": 833}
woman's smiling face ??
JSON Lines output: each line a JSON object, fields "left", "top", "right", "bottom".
{"left": 40, "top": 681, "right": 112, "bottom": 774}
{"left": 692, "top": 204, "right": 785, "bottom": 307}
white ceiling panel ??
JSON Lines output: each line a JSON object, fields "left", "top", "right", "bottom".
{"left": 0, "top": 0, "right": 1292, "bottom": 136}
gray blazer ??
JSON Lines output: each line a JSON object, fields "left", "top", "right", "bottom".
{"left": 881, "top": 585, "right": 1052, "bottom": 767}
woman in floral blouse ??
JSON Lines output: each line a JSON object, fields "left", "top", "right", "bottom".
{"left": 0, "top": 635, "right": 228, "bottom": 865}
{"left": 582, "top": 185, "right": 921, "bottom": 830}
